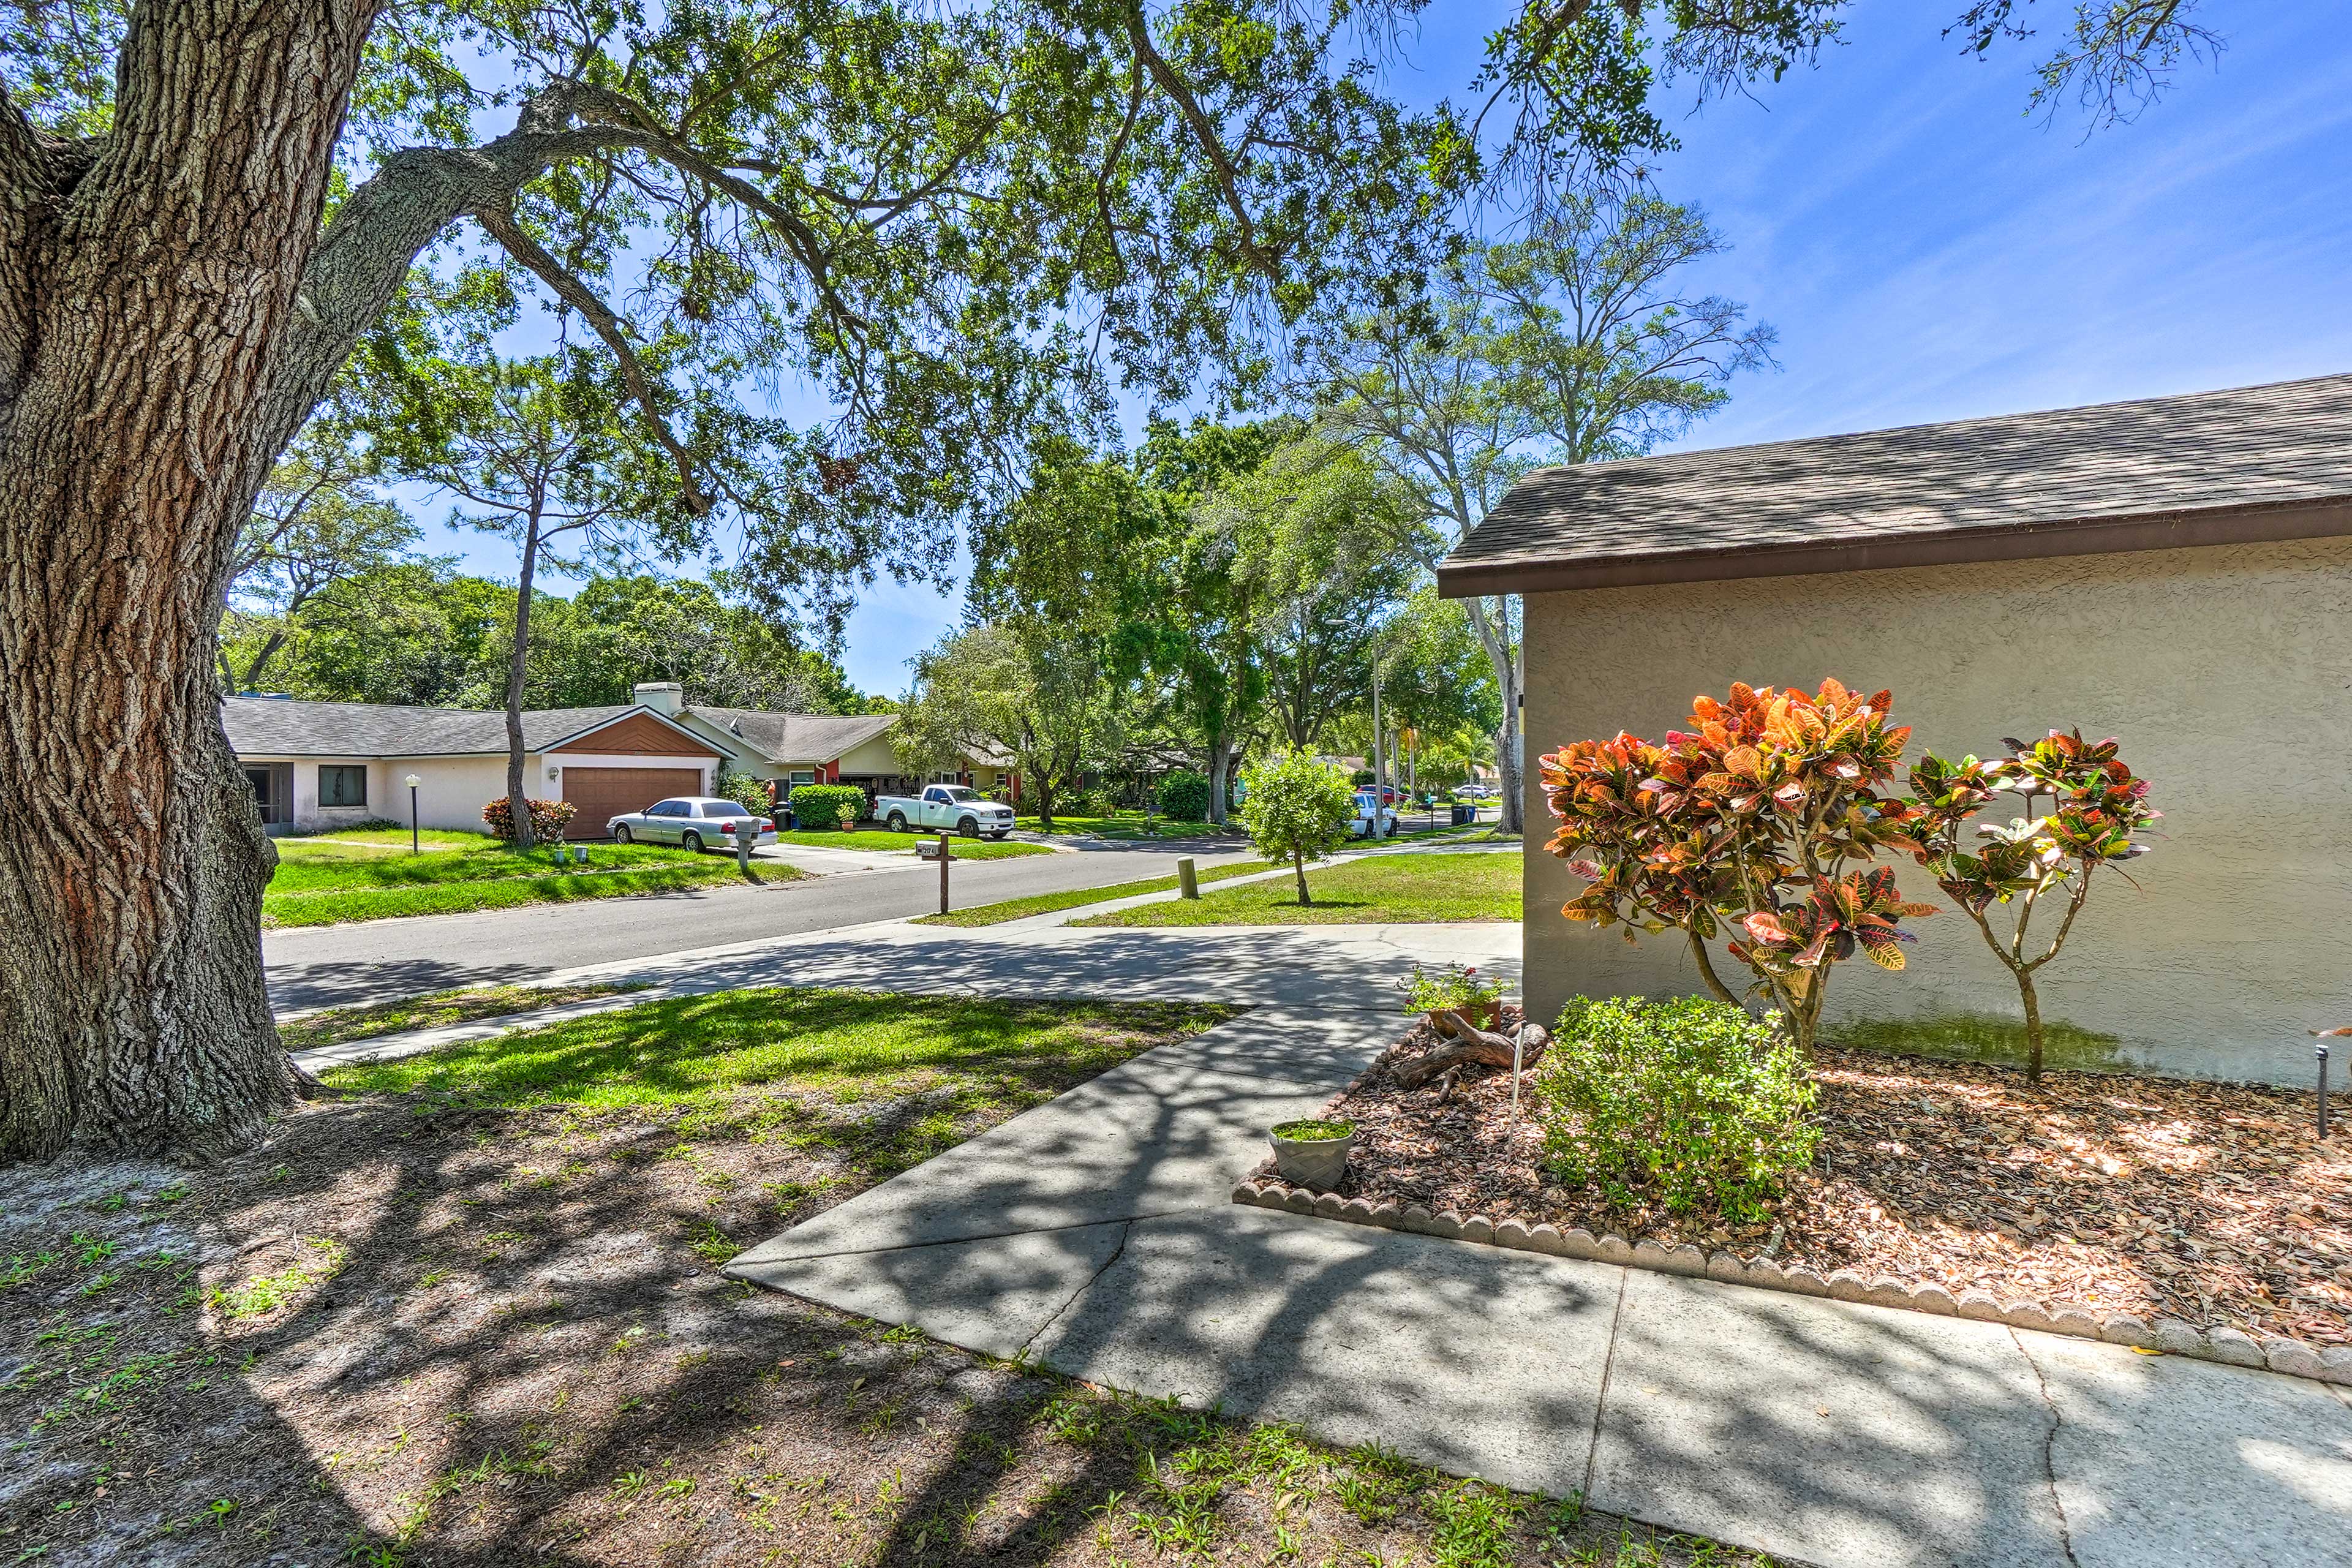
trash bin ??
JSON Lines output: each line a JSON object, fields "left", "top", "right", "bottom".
{"left": 1451, "top": 802, "right": 1475, "bottom": 826}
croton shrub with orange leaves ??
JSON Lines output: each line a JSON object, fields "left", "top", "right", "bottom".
{"left": 1540, "top": 679, "right": 1939, "bottom": 1055}
{"left": 1907, "top": 729, "right": 2158, "bottom": 1080}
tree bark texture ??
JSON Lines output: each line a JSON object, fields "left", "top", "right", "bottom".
{"left": 1206, "top": 734, "right": 1232, "bottom": 825}
{"left": 1464, "top": 592, "right": 1523, "bottom": 835}
{"left": 0, "top": 2, "right": 380, "bottom": 1161}
{"left": 503, "top": 525, "right": 541, "bottom": 850}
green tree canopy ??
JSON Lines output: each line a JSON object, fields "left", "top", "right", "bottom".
{"left": 1315, "top": 190, "right": 1775, "bottom": 831}
{"left": 894, "top": 622, "right": 1123, "bottom": 831}
{"left": 220, "top": 424, "right": 423, "bottom": 695}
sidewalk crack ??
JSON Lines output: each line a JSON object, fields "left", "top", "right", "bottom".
{"left": 2008, "top": 1327, "right": 2081, "bottom": 1568}
{"left": 1020, "top": 1219, "right": 1133, "bottom": 1360}
{"left": 1580, "top": 1268, "right": 1629, "bottom": 1504}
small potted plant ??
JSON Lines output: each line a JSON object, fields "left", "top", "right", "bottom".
{"left": 1268, "top": 1118, "right": 1357, "bottom": 1191}
{"left": 1396, "top": 962, "right": 1506, "bottom": 1032}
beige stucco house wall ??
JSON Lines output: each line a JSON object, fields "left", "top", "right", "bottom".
{"left": 1520, "top": 533, "right": 2352, "bottom": 1087}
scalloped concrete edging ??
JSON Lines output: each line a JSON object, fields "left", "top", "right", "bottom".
{"left": 1231, "top": 1177, "right": 2352, "bottom": 1389}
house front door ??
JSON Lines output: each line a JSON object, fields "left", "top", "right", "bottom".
{"left": 244, "top": 764, "right": 292, "bottom": 829}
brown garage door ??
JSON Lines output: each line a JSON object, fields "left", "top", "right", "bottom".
{"left": 560, "top": 767, "right": 705, "bottom": 840}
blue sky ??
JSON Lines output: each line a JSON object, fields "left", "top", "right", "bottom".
{"left": 422, "top": 3, "right": 2352, "bottom": 697}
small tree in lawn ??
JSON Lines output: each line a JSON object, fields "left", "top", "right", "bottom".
{"left": 1907, "top": 729, "right": 2157, "bottom": 1082}
{"left": 1540, "top": 679, "right": 1936, "bottom": 1055}
{"left": 1239, "top": 753, "right": 1359, "bottom": 905}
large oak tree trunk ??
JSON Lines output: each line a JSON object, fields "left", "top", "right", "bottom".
{"left": 0, "top": 2, "right": 378, "bottom": 1162}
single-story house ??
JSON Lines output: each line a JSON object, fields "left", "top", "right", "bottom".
{"left": 224, "top": 696, "right": 731, "bottom": 840}
{"left": 1437, "top": 372, "right": 2352, "bottom": 1086}
{"left": 644, "top": 684, "right": 1019, "bottom": 801}
{"left": 225, "top": 684, "right": 1024, "bottom": 839}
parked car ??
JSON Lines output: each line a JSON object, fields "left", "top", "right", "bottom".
{"left": 1351, "top": 790, "right": 1399, "bottom": 839}
{"left": 875, "top": 784, "right": 1016, "bottom": 839}
{"left": 607, "top": 797, "right": 777, "bottom": 852}
{"left": 1453, "top": 783, "right": 1491, "bottom": 801}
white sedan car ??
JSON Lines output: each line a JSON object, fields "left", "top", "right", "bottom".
{"left": 608, "top": 797, "right": 777, "bottom": 853}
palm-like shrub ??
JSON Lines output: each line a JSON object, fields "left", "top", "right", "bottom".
{"left": 1909, "top": 729, "right": 2157, "bottom": 1080}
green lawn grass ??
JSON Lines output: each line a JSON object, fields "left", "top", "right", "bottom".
{"left": 281, "top": 826, "right": 500, "bottom": 851}
{"left": 322, "top": 986, "right": 1240, "bottom": 1169}
{"left": 5, "top": 979, "right": 1766, "bottom": 1568}
{"left": 277, "top": 981, "right": 651, "bottom": 1054}
{"left": 913, "top": 859, "right": 1278, "bottom": 927}
{"left": 1013, "top": 811, "right": 1234, "bottom": 840}
{"left": 1071, "top": 850, "right": 1520, "bottom": 927}
{"left": 772, "top": 827, "right": 1057, "bottom": 858}
{"left": 265, "top": 835, "right": 771, "bottom": 927}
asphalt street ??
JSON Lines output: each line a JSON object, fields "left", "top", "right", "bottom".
{"left": 263, "top": 835, "right": 1269, "bottom": 1014}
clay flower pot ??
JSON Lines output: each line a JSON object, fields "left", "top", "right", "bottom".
{"left": 1269, "top": 1118, "right": 1357, "bottom": 1193}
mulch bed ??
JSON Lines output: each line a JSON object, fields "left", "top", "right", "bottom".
{"left": 1280, "top": 1009, "right": 2350, "bottom": 1348}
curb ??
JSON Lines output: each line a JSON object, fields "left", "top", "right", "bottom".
{"left": 1229, "top": 1178, "right": 2351, "bottom": 1389}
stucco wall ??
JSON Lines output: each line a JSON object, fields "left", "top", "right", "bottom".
{"left": 837, "top": 734, "right": 901, "bottom": 776}
{"left": 1520, "top": 534, "right": 2352, "bottom": 1087}
{"left": 241, "top": 752, "right": 718, "bottom": 835}
{"left": 278, "top": 757, "right": 385, "bottom": 831}
{"left": 377, "top": 756, "right": 516, "bottom": 834}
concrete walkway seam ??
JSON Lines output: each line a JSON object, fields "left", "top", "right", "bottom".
{"left": 1228, "top": 1176, "right": 2351, "bottom": 1387}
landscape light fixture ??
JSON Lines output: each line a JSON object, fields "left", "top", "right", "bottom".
{"left": 2313, "top": 1025, "right": 2350, "bottom": 1138}
{"left": 405, "top": 774, "right": 422, "bottom": 853}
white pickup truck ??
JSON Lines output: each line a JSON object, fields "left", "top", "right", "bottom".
{"left": 875, "top": 784, "right": 1017, "bottom": 839}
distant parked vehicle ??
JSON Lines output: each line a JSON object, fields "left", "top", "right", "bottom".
{"left": 1453, "top": 783, "right": 1492, "bottom": 801}
{"left": 875, "top": 784, "right": 1016, "bottom": 839}
{"left": 607, "top": 797, "right": 777, "bottom": 853}
{"left": 1351, "top": 790, "right": 1399, "bottom": 839}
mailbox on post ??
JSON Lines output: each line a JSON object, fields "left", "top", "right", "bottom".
{"left": 918, "top": 832, "right": 951, "bottom": 914}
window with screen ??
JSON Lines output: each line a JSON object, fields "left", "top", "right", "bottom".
{"left": 318, "top": 765, "right": 367, "bottom": 808}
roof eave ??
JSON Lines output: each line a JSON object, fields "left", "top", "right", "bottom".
{"left": 1435, "top": 495, "right": 2352, "bottom": 598}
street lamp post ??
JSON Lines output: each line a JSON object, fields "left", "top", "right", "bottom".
{"left": 405, "top": 774, "right": 422, "bottom": 853}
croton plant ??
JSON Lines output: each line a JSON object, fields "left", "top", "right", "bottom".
{"left": 1907, "top": 729, "right": 2157, "bottom": 1080}
{"left": 1541, "top": 679, "right": 1937, "bottom": 1055}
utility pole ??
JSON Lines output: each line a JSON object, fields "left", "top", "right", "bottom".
{"left": 1370, "top": 658, "right": 1385, "bottom": 804}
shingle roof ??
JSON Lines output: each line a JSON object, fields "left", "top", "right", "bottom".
{"left": 1438, "top": 372, "right": 2352, "bottom": 595}
{"left": 686, "top": 707, "right": 899, "bottom": 767}
{"left": 222, "top": 698, "right": 701, "bottom": 758}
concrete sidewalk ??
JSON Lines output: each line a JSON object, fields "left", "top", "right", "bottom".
{"left": 288, "top": 919, "right": 1522, "bottom": 1069}
{"left": 729, "top": 1006, "right": 2352, "bottom": 1568}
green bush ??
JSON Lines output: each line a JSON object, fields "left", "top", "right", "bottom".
{"left": 481, "top": 796, "right": 578, "bottom": 843}
{"left": 714, "top": 769, "right": 772, "bottom": 816}
{"left": 1526, "top": 996, "right": 1817, "bottom": 1224}
{"left": 787, "top": 783, "right": 865, "bottom": 830}
{"left": 1156, "top": 769, "right": 1212, "bottom": 821}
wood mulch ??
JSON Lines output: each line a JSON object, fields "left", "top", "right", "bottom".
{"left": 1291, "top": 1009, "right": 2350, "bottom": 1346}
